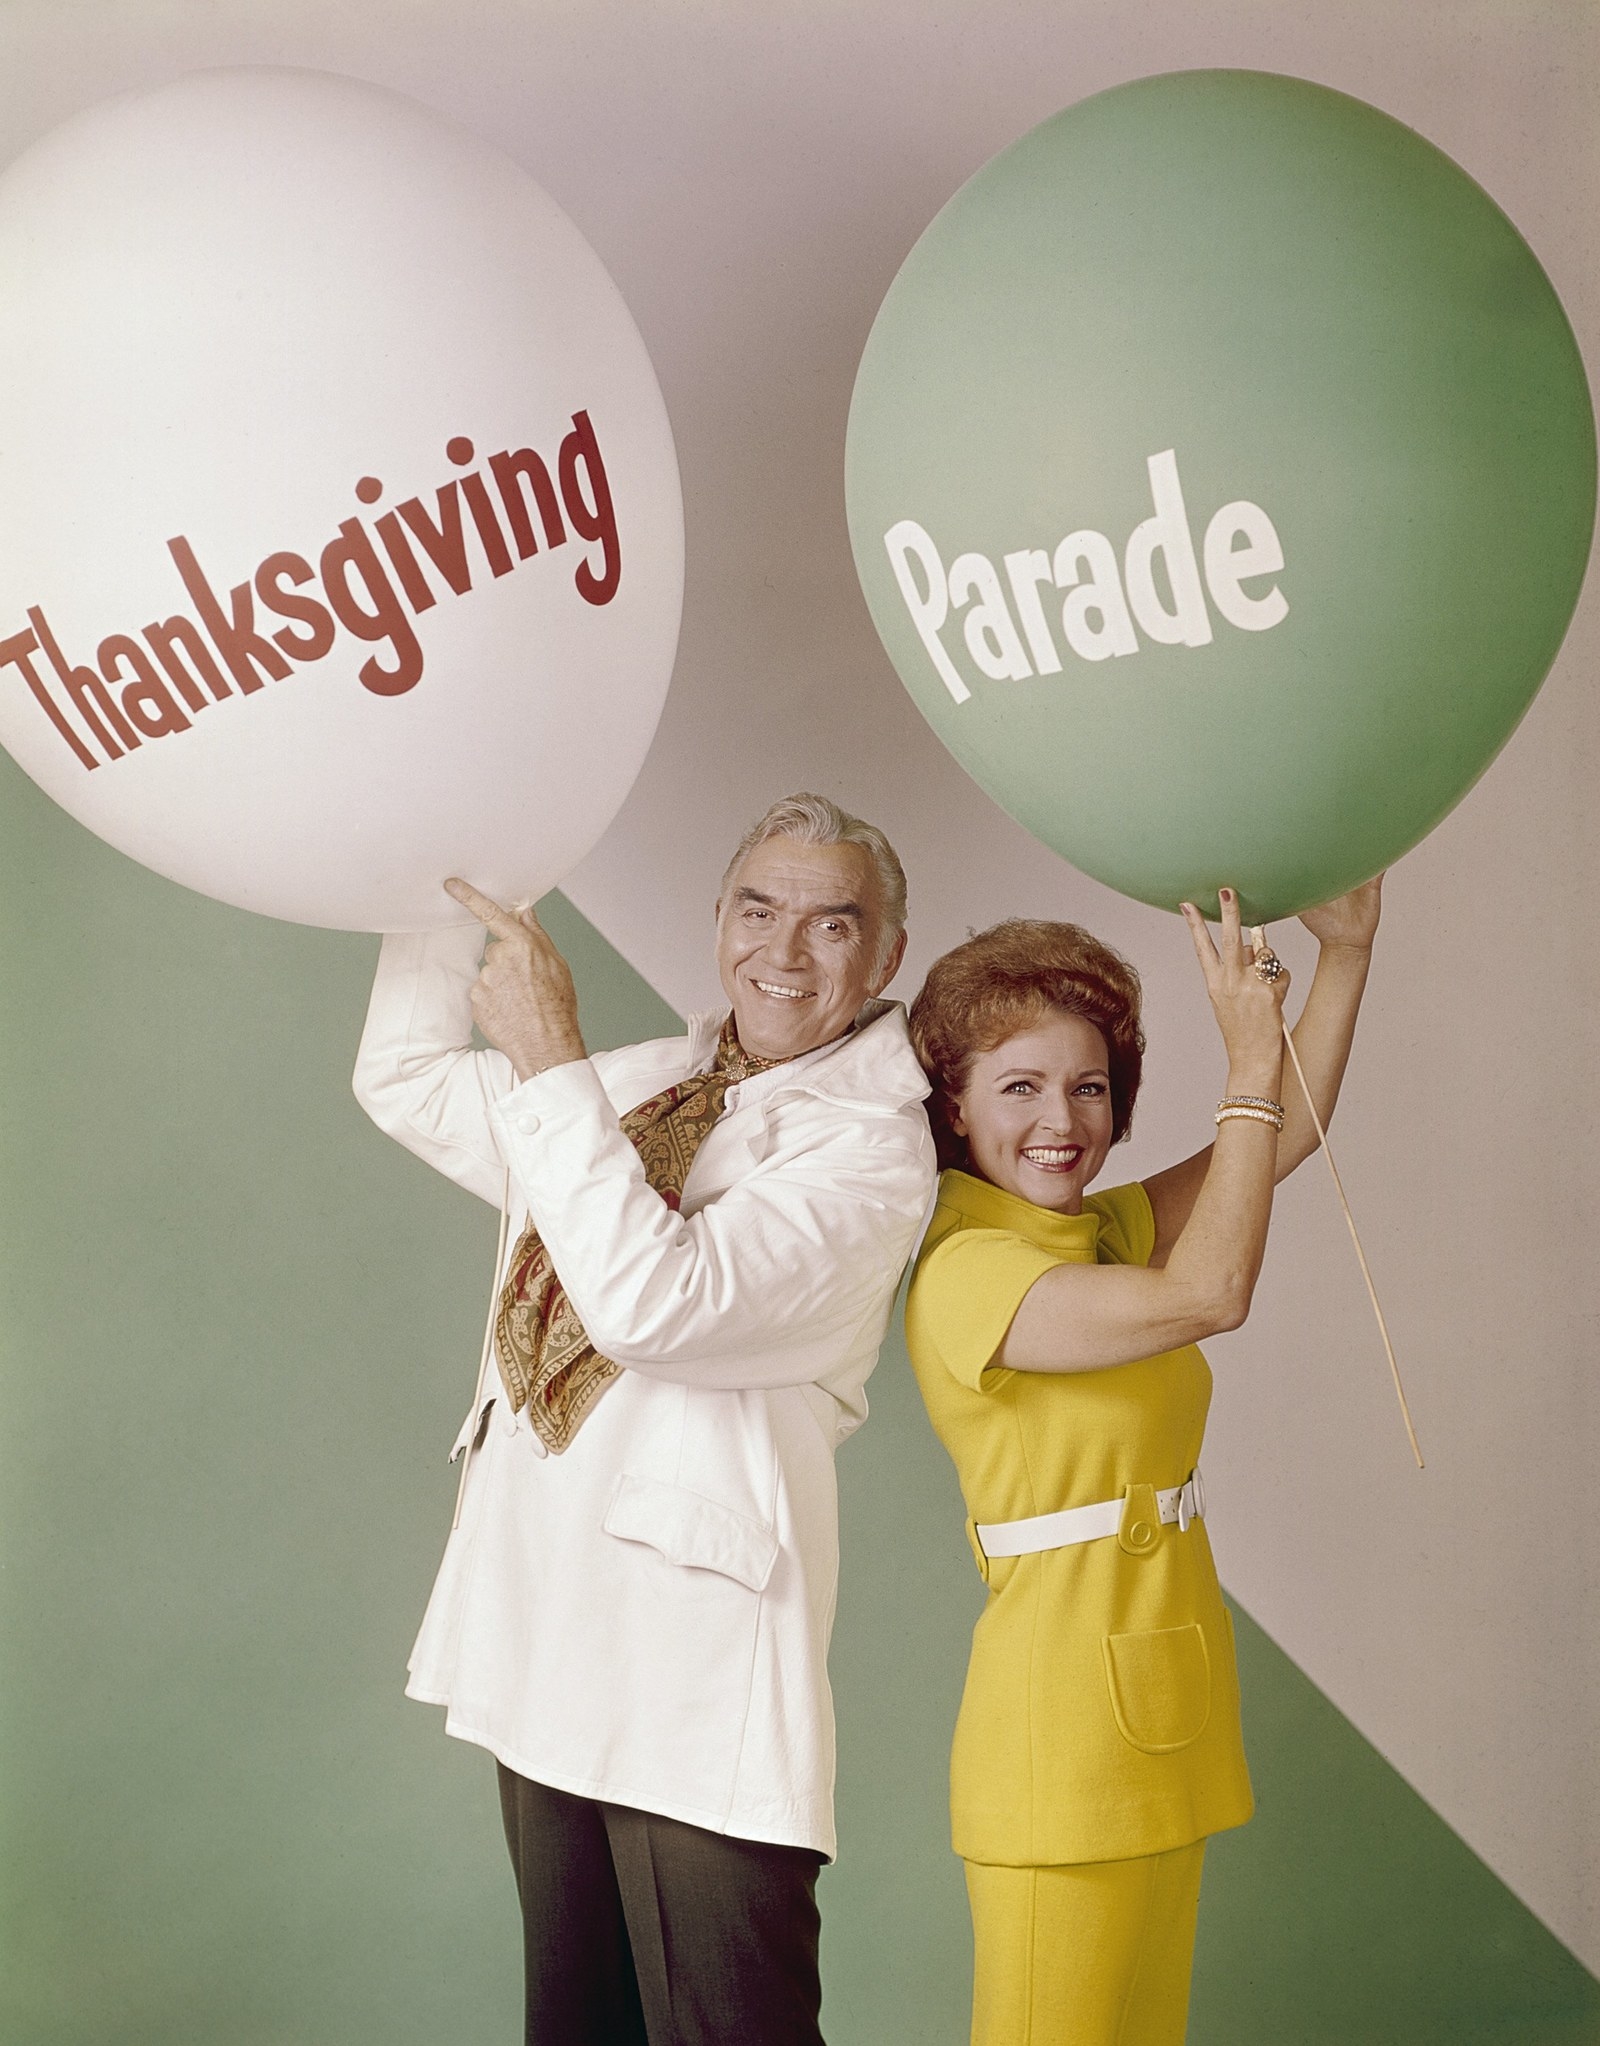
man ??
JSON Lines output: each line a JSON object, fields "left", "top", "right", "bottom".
{"left": 353, "top": 793, "right": 935, "bottom": 2046}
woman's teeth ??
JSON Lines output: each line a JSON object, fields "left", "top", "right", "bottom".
{"left": 1021, "top": 1146, "right": 1079, "bottom": 1169}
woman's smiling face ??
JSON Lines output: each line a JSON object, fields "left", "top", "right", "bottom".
{"left": 950, "top": 1009, "right": 1116, "bottom": 1214}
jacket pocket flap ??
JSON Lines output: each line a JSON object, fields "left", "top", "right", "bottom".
{"left": 603, "top": 1473, "right": 779, "bottom": 1592}
{"left": 1102, "top": 1623, "right": 1212, "bottom": 1754}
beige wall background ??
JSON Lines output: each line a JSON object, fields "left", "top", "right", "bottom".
{"left": 2, "top": 0, "right": 1595, "bottom": 1971}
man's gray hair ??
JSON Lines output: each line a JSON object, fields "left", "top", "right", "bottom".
{"left": 720, "top": 792, "right": 908, "bottom": 965}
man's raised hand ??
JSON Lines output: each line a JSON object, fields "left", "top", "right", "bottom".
{"left": 444, "top": 877, "right": 587, "bottom": 1083}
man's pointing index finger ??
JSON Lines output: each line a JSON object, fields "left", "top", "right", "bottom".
{"left": 444, "top": 876, "right": 524, "bottom": 938}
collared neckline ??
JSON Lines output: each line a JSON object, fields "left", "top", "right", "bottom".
{"left": 937, "top": 1168, "right": 1103, "bottom": 1260}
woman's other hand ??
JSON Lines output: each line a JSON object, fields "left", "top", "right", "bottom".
{"left": 1299, "top": 874, "right": 1383, "bottom": 953}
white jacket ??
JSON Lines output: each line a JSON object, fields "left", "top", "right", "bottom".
{"left": 353, "top": 925, "right": 935, "bottom": 1856}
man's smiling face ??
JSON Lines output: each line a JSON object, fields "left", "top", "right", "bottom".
{"left": 715, "top": 835, "right": 905, "bottom": 1060}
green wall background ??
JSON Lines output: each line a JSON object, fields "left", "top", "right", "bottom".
{"left": 3, "top": 753, "right": 1597, "bottom": 2043}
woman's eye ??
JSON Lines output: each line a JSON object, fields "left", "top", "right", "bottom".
{"left": 1075, "top": 1081, "right": 1107, "bottom": 1097}
{"left": 1003, "top": 1080, "right": 1036, "bottom": 1095}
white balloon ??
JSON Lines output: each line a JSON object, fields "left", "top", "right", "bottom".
{"left": 0, "top": 68, "right": 683, "bottom": 930}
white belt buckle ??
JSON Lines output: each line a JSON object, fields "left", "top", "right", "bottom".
{"left": 1177, "top": 1466, "right": 1205, "bottom": 1533}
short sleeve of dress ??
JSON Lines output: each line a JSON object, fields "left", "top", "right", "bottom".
{"left": 1086, "top": 1181, "right": 1158, "bottom": 1268}
{"left": 906, "top": 1226, "right": 1062, "bottom": 1393}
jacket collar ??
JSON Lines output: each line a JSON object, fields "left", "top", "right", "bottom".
{"left": 685, "top": 1001, "right": 930, "bottom": 1114}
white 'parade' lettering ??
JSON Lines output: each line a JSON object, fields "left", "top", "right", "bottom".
{"left": 883, "top": 450, "right": 1287, "bottom": 705}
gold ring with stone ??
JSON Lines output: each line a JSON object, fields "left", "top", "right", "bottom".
{"left": 1253, "top": 948, "right": 1285, "bottom": 984}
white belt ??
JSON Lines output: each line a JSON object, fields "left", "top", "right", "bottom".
{"left": 975, "top": 1469, "right": 1206, "bottom": 1559}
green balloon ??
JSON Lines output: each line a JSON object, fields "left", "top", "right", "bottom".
{"left": 846, "top": 71, "right": 1595, "bottom": 921}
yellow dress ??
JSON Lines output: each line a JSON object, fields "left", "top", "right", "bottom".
{"left": 904, "top": 1169, "right": 1253, "bottom": 1869}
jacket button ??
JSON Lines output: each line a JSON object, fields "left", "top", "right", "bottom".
{"left": 518, "top": 1113, "right": 541, "bottom": 1134}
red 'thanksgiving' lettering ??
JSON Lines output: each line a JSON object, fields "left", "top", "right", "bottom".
{"left": 319, "top": 521, "right": 424, "bottom": 696}
{"left": 99, "top": 633, "right": 192, "bottom": 737}
{"left": 558, "top": 411, "right": 621, "bottom": 606}
{"left": 30, "top": 606, "right": 138, "bottom": 756}
{"left": 490, "top": 446, "right": 566, "bottom": 560}
{"left": 255, "top": 552, "right": 337, "bottom": 662}
{"left": 167, "top": 537, "right": 292, "bottom": 695}
{"left": 0, "top": 625, "right": 100, "bottom": 769}
{"left": 396, "top": 489, "right": 472, "bottom": 597}
{"left": 7, "top": 411, "right": 627, "bottom": 771}
{"left": 143, "top": 614, "right": 231, "bottom": 710}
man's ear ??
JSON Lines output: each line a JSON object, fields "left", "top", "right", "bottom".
{"left": 871, "top": 924, "right": 908, "bottom": 995}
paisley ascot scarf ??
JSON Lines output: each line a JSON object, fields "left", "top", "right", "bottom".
{"left": 492, "top": 1021, "right": 785, "bottom": 1453}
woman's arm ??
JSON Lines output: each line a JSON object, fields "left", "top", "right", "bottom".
{"left": 998, "top": 888, "right": 1288, "bottom": 1373}
{"left": 1273, "top": 878, "right": 1381, "bottom": 1172}
{"left": 1143, "top": 876, "right": 1383, "bottom": 1262}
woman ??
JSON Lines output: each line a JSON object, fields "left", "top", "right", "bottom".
{"left": 905, "top": 883, "right": 1381, "bottom": 2046}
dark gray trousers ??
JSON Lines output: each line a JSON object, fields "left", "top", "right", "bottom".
{"left": 496, "top": 1763, "right": 825, "bottom": 2046}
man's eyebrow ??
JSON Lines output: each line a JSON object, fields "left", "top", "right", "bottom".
{"left": 732, "top": 886, "right": 865, "bottom": 919}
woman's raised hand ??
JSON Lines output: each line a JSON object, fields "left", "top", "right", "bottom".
{"left": 1298, "top": 873, "right": 1383, "bottom": 953}
{"left": 1179, "top": 888, "right": 1291, "bottom": 1074}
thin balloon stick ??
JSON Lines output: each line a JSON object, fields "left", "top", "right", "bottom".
{"left": 1276, "top": 1008, "right": 1425, "bottom": 1470}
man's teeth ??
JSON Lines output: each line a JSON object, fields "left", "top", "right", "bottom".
{"left": 754, "top": 981, "right": 812, "bottom": 1000}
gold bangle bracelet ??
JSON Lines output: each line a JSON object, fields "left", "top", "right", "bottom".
{"left": 1218, "top": 1094, "right": 1285, "bottom": 1118}
{"left": 1214, "top": 1104, "right": 1285, "bottom": 1132}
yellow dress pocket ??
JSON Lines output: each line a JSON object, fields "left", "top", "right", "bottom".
{"left": 1102, "top": 1622, "right": 1212, "bottom": 1754}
